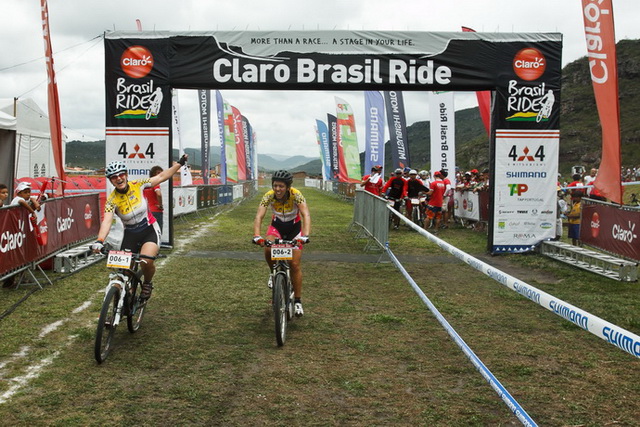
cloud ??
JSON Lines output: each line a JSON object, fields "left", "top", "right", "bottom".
{"left": 1, "top": 0, "right": 639, "bottom": 158}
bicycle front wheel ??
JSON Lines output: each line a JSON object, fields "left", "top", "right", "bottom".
{"left": 95, "top": 286, "right": 120, "bottom": 363}
{"left": 127, "top": 279, "right": 146, "bottom": 333}
{"left": 272, "top": 273, "right": 288, "bottom": 347}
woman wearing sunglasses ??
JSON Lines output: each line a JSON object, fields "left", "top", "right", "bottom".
{"left": 91, "top": 155, "right": 187, "bottom": 301}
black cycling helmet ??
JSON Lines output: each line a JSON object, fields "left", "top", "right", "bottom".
{"left": 272, "top": 170, "right": 293, "bottom": 186}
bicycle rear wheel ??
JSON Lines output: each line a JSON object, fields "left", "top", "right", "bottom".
{"left": 127, "top": 278, "right": 146, "bottom": 333}
{"left": 95, "top": 286, "right": 120, "bottom": 363}
{"left": 273, "top": 273, "right": 288, "bottom": 347}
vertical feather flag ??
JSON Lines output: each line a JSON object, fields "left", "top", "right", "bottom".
{"left": 581, "top": 0, "right": 622, "bottom": 203}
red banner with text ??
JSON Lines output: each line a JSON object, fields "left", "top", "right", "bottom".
{"left": 580, "top": 199, "right": 640, "bottom": 262}
{"left": 0, "top": 194, "right": 100, "bottom": 276}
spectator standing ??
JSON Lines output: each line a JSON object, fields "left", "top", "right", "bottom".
{"left": 567, "top": 173, "right": 586, "bottom": 197}
{"left": 360, "top": 165, "right": 383, "bottom": 196}
{"left": 425, "top": 171, "right": 447, "bottom": 232}
{"left": 567, "top": 193, "right": 583, "bottom": 246}
{"left": 144, "top": 166, "right": 165, "bottom": 234}
{"left": 439, "top": 169, "right": 453, "bottom": 229}
{"left": 0, "top": 184, "right": 9, "bottom": 207}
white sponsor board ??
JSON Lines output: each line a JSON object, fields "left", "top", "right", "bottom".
{"left": 492, "top": 129, "right": 559, "bottom": 252}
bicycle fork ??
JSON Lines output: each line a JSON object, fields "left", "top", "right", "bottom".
{"left": 105, "top": 273, "right": 128, "bottom": 327}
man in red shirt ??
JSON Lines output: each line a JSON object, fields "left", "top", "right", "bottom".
{"left": 361, "top": 165, "right": 383, "bottom": 196}
{"left": 425, "top": 171, "right": 447, "bottom": 232}
{"left": 382, "top": 168, "right": 408, "bottom": 229}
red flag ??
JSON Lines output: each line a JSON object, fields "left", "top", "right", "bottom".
{"left": 231, "top": 106, "right": 247, "bottom": 181}
{"left": 41, "top": 0, "right": 66, "bottom": 193}
{"left": 462, "top": 27, "right": 491, "bottom": 137}
{"left": 581, "top": 0, "right": 622, "bottom": 203}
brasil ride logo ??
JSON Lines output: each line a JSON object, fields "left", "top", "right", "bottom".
{"left": 513, "top": 48, "right": 546, "bottom": 81}
{"left": 120, "top": 46, "right": 154, "bottom": 78}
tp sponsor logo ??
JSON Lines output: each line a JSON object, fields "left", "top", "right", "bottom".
{"left": 508, "top": 183, "right": 528, "bottom": 196}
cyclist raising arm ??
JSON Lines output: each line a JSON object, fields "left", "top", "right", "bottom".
{"left": 253, "top": 170, "right": 311, "bottom": 316}
{"left": 92, "top": 155, "right": 187, "bottom": 301}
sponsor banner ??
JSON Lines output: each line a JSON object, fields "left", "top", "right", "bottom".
{"left": 492, "top": 129, "right": 559, "bottom": 252}
{"left": 173, "top": 187, "right": 197, "bottom": 216}
{"left": 41, "top": 0, "right": 65, "bottom": 187}
{"left": 241, "top": 116, "right": 253, "bottom": 180}
{"left": 106, "top": 31, "right": 560, "bottom": 91}
{"left": 581, "top": 200, "right": 640, "bottom": 261}
{"left": 327, "top": 114, "right": 339, "bottom": 179}
{"left": 232, "top": 106, "right": 247, "bottom": 181}
{"left": 335, "top": 97, "right": 362, "bottom": 183}
{"left": 315, "top": 120, "right": 332, "bottom": 181}
{"left": 104, "top": 127, "right": 171, "bottom": 243}
{"left": 364, "top": 91, "right": 385, "bottom": 175}
{"left": 454, "top": 191, "right": 480, "bottom": 222}
{"left": 222, "top": 100, "right": 238, "bottom": 182}
{"left": 0, "top": 194, "right": 100, "bottom": 277}
{"left": 215, "top": 90, "right": 227, "bottom": 184}
{"left": 384, "top": 91, "right": 410, "bottom": 170}
{"left": 198, "top": 89, "right": 211, "bottom": 185}
{"left": 197, "top": 185, "right": 218, "bottom": 209}
{"left": 429, "top": 91, "right": 456, "bottom": 177}
{"left": 581, "top": 0, "right": 622, "bottom": 203}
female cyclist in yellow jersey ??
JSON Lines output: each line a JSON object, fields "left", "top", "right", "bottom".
{"left": 92, "top": 155, "right": 187, "bottom": 300}
{"left": 253, "top": 170, "right": 311, "bottom": 316}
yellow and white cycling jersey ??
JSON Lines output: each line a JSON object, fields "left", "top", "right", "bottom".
{"left": 105, "top": 179, "right": 156, "bottom": 231}
{"left": 259, "top": 187, "right": 306, "bottom": 223}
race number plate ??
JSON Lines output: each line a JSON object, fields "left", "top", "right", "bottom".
{"left": 271, "top": 244, "right": 293, "bottom": 260}
{"left": 106, "top": 251, "right": 132, "bottom": 269}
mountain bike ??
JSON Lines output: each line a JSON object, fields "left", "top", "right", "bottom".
{"left": 410, "top": 195, "right": 427, "bottom": 227}
{"left": 265, "top": 239, "right": 301, "bottom": 347}
{"left": 94, "top": 249, "right": 160, "bottom": 363}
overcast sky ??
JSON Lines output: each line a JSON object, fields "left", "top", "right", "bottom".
{"left": 1, "top": 0, "right": 639, "bottom": 158}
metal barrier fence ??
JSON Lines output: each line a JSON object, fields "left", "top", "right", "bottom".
{"left": 351, "top": 189, "right": 389, "bottom": 251}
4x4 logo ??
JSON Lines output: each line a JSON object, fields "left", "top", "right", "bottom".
{"left": 118, "top": 142, "right": 155, "bottom": 159}
{"left": 508, "top": 145, "right": 545, "bottom": 162}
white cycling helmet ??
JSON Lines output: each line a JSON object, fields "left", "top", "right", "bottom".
{"left": 105, "top": 161, "right": 127, "bottom": 178}
{"left": 419, "top": 170, "right": 429, "bottom": 177}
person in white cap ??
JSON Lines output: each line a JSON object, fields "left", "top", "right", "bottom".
{"left": 10, "top": 182, "right": 41, "bottom": 217}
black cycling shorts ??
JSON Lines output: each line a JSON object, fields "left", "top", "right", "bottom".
{"left": 120, "top": 223, "right": 160, "bottom": 253}
{"left": 268, "top": 216, "right": 302, "bottom": 241}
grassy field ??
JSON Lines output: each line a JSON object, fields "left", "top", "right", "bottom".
{"left": 0, "top": 187, "right": 639, "bottom": 426}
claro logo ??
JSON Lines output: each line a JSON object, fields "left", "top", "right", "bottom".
{"left": 612, "top": 221, "right": 638, "bottom": 243}
{"left": 84, "top": 204, "right": 93, "bottom": 229}
{"left": 121, "top": 45, "right": 154, "bottom": 78}
{"left": 1, "top": 220, "right": 27, "bottom": 253}
{"left": 513, "top": 48, "right": 546, "bottom": 81}
{"left": 590, "top": 212, "right": 600, "bottom": 238}
{"left": 57, "top": 208, "right": 75, "bottom": 233}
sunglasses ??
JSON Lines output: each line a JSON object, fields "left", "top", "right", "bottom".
{"left": 109, "top": 172, "right": 127, "bottom": 180}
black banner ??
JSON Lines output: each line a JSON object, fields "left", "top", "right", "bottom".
{"left": 198, "top": 89, "right": 211, "bottom": 185}
{"left": 327, "top": 113, "right": 339, "bottom": 180}
{"left": 384, "top": 91, "right": 410, "bottom": 170}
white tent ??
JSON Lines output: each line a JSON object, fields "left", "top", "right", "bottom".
{"left": 0, "top": 98, "right": 65, "bottom": 179}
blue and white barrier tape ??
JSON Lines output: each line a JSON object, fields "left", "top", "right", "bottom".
{"left": 389, "top": 207, "right": 640, "bottom": 359}
{"left": 384, "top": 244, "right": 537, "bottom": 427}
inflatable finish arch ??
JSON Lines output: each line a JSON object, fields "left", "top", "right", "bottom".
{"left": 105, "top": 30, "right": 562, "bottom": 253}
